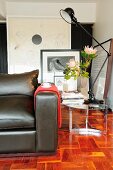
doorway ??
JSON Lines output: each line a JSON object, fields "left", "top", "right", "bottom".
{"left": 0, "top": 23, "right": 8, "bottom": 73}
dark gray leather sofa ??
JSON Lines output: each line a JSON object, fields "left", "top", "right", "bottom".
{"left": 0, "top": 70, "right": 58, "bottom": 154}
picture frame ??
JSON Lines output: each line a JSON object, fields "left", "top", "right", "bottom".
{"left": 40, "top": 49, "right": 80, "bottom": 83}
{"left": 54, "top": 75, "right": 65, "bottom": 91}
{"left": 91, "top": 39, "right": 113, "bottom": 100}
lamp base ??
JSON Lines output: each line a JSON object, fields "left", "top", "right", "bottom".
{"left": 84, "top": 90, "right": 104, "bottom": 104}
{"left": 84, "top": 98, "right": 104, "bottom": 104}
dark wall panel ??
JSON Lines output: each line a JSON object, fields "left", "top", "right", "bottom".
{"left": 0, "top": 23, "right": 8, "bottom": 73}
{"left": 71, "top": 24, "right": 93, "bottom": 50}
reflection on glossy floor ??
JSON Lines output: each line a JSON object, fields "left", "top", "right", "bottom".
{"left": 0, "top": 106, "right": 113, "bottom": 170}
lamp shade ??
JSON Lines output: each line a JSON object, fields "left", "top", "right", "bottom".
{"left": 60, "top": 8, "right": 75, "bottom": 24}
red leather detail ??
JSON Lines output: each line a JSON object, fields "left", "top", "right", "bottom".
{"left": 34, "top": 84, "right": 62, "bottom": 128}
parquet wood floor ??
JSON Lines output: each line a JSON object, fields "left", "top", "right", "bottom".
{"left": 0, "top": 105, "right": 113, "bottom": 170}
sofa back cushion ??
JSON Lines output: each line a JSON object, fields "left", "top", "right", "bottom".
{"left": 0, "top": 70, "right": 39, "bottom": 96}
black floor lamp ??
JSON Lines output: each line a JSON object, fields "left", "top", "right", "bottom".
{"left": 60, "top": 7, "right": 111, "bottom": 104}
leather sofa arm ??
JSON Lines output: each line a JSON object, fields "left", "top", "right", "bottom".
{"left": 35, "top": 92, "right": 58, "bottom": 153}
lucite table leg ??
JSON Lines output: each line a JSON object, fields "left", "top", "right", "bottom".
{"left": 85, "top": 105, "right": 89, "bottom": 129}
{"left": 78, "top": 105, "right": 102, "bottom": 135}
{"left": 69, "top": 107, "right": 72, "bottom": 132}
{"left": 68, "top": 104, "right": 107, "bottom": 136}
{"left": 69, "top": 107, "right": 74, "bottom": 143}
{"left": 104, "top": 105, "right": 108, "bottom": 134}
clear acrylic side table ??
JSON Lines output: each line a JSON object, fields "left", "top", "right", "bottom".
{"left": 64, "top": 103, "right": 108, "bottom": 136}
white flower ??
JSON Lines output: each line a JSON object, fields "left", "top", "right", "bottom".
{"left": 67, "top": 59, "right": 76, "bottom": 68}
{"left": 67, "top": 59, "right": 79, "bottom": 68}
{"left": 84, "top": 46, "right": 97, "bottom": 55}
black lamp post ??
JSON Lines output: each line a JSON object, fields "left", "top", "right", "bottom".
{"left": 60, "top": 8, "right": 111, "bottom": 104}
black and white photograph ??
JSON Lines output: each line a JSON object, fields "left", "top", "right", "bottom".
{"left": 47, "top": 56, "right": 75, "bottom": 72}
{"left": 41, "top": 49, "right": 80, "bottom": 83}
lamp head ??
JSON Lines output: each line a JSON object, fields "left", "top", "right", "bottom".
{"left": 60, "top": 8, "right": 77, "bottom": 24}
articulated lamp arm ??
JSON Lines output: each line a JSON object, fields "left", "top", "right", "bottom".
{"left": 60, "top": 8, "right": 111, "bottom": 103}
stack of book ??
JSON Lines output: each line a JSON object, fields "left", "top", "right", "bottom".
{"left": 61, "top": 91, "right": 85, "bottom": 105}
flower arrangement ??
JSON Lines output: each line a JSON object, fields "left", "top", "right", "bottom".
{"left": 63, "top": 46, "right": 97, "bottom": 80}
{"left": 63, "top": 59, "right": 80, "bottom": 80}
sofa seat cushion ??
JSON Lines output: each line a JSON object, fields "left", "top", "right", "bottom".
{"left": 0, "top": 95, "right": 35, "bottom": 130}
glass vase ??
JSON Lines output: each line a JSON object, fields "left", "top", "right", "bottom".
{"left": 63, "top": 77, "right": 77, "bottom": 92}
{"left": 77, "top": 77, "right": 89, "bottom": 97}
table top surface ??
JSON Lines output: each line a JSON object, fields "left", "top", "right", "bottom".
{"left": 62, "top": 103, "right": 108, "bottom": 110}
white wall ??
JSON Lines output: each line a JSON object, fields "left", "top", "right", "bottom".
{"left": 6, "top": 2, "right": 96, "bottom": 82}
{"left": 6, "top": 2, "right": 96, "bottom": 22}
{"left": 7, "top": 17, "right": 70, "bottom": 82}
{"left": 93, "top": 0, "right": 113, "bottom": 109}
{"left": 93, "top": 0, "right": 113, "bottom": 42}
{"left": 0, "top": 0, "right": 6, "bottom": 19}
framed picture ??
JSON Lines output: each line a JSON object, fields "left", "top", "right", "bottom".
{"left": 91, "top": 39, "right": 113, "bottom": 100}
{"left": 54, "top": 75, "right": 65, "bottom": 91}
{"left": 40, "top": 49, "right": 80, "bottom": 83}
